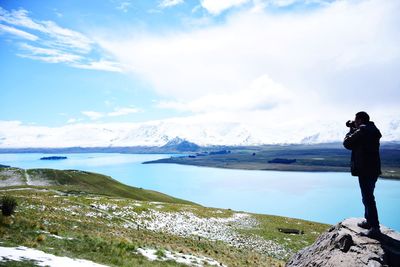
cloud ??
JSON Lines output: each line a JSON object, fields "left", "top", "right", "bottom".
{"left": 108, "top": 107, "right": 141, "bottom": 116}
{"left": 269, "top": 0, "right": 299, "bottom": 7}
{"left": 252, "top": 0, "right": 332, "bottom": 10}
{"left": 157, "top": 75, "right": 292, "bottom": 113}
{"left": 81, "top": 106, "right": 140, "bottom": 120}
{"left": 82, "top": 111, "right": 104, "bottom": 120}
{"left": 19, "top": 43, "right": 82, "bottom": 63}
{"left": 98, "top": 0, "right": 400, "bottom": 121}
{"left": 72, "top": 60, "right": 123, "bottom": 72}
{"left": 0, "top": 8, "right": 42, "bottom": 31}
{"left": 67, "top": 118, "right": 80, "bottom": 124}
{"left": 159, "top": 0, "right": 184, "bottom": 8}
{"left": 0, "top": 7, "right": 92, "bottom": 52}
{"left": 200, "top": 0, "right": 250, "bottom": 15}
{"left": 39, "top": 20, "right": 93, "bottom": 53}
{"left": 0, "top": 6, "right": 119, "bottom": 72}
{"left": 116, "top": 1, "right": 132, "bottom": 12}
{"left": 0, "top": 24, "right": 38, "bottom": 41}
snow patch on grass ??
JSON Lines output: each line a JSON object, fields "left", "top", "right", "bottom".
{"left": 83, "top": 199, "right": 289, "bottom": 259}
{"left": 0, "top": 246, "right": 108, "bottom": 267}
{"left": 0, "top": 169, "right": 25, "bottom": 187}
{"left": 123, "top": 209, "right": 289, "bottom": 259}
{"left": 136, "top": 247, "right": 225, "bottom": 267}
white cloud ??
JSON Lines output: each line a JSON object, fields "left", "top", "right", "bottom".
{"left": 0, "top": 7, "right": 119, "bottom": 72}
{"left": 0, "top": 8, "right": 42, "bottom": 31}
{"left": 82, "top": 111, "right": 104, "bottom": 120}
{"left": 98, "top": 0, "right": 400, "bottom": 121}
{"left": 81, "top": 106, "right": 140, "bottom": 120}
{"left": 200, "top": 0, "right": 250, "bottom": 15}
{"left": 72, "top": 60, "right": 123, "bottom": 72}
{"left": 157, "top": 75, "right": 292, "bottom": 113}
{"left": 40, "top": 20, "right": 92, "bottom": 53}
{"left": 254, "top": 0, "right": 331, "bottom": 9}
{"left": 67, "top": 118, "right": 79, "bottom": 124}
{"left": 116, "top": 1, "right": 132, "bottom": 13}
{"left": 19, "top": 43, "right": 82, "bottom": 63}
{"left": 108, "top": 107, "right": 141, "bottom": 116}
{"left": 269, "top": 0, "right": 298, "bottom": 7}
{"left": 159, "top": 0, "right": 184, "bottom": 8}
{"left": 0, "top": 7, "right": 92, "bottom": 53}
{"left": 0, "top": 24, "right": 38, "bottom": 41}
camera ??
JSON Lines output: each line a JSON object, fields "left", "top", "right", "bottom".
{"left": 346, "top": 120, "right": 356, "bottom": 128}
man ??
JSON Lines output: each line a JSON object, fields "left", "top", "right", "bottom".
{"left": 343, "top": 111, "right": 382, "bottom": 238}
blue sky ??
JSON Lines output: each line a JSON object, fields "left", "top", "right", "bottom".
{"left": 1, "top": 0, "right": 196, "bottom": 126}
{"left": 1, "top": 0, "right": 399, "bottom": 146}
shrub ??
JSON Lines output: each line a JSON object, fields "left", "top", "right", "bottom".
{"left": 37, "top": 234, "right": 46, "bottom": 242}
{"left": 49, "top": 229, "right": 59, "bottom": 235}
{"left": 155, "top": 249, "right": 166, "bottom": 259}
{"left": 1, "top": 195, "right": 18, "bottom": 216}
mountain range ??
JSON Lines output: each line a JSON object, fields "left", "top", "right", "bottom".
{"left": 0, "top": 117, "right": 399, "bottom": 148}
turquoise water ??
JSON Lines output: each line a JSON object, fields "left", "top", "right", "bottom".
{"left": 1, "top": 153, "right": 399, "bottom": 231}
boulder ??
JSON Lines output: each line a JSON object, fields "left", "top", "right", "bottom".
{"left": 286, "top": 218, "right": 400, "bottom": 267}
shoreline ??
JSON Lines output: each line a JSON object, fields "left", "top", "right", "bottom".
{"left": 143, "top": 158, "right": 400, "bottom": 181}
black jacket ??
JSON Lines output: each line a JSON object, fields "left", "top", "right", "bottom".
{"left": 343, "top": 121, "right": 382, "bottom": 177}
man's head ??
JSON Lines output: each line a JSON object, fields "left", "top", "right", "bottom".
{"left": 355, "top": 111, "right": 370, "bottom": 127}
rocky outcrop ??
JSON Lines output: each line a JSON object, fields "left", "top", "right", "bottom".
{"left": 286, "top": 218, "right": 400, "bottom": 267}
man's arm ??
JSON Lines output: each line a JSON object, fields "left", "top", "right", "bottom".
{"left": 343, "top": 126, "right": 365, "bottom": 150}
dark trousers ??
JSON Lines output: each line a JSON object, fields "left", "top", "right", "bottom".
{"left": 358, "top": 176, "right": 380, "bottom": 227}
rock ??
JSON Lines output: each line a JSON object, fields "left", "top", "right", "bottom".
{"left": 286, "top": 218, "right": 400, "bottom": 267}
{"left": 278, "top": 228, "right": 304, "bottom": 235}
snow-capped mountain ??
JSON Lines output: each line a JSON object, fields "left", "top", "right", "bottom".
{"left": 0, "top": 117, "right": 399, "bottom": 148}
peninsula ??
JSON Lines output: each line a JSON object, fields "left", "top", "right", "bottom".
{"left": 143, "top": 143, "right": 400, "bottom": 180}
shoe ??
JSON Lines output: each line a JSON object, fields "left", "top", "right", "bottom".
{"left": 359, "top": 227, "right": 381, "bottom": 239}
{"left": 357, "top": 220, "right": 371, "bottom": 229}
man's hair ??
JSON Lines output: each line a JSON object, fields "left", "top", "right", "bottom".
{"left": 356, "top": 111, "right": 370, "bottom": 123}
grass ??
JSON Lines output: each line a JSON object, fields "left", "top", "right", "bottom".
{"left": 239, "top": 214, "right": 330, "bottom": 253}
{"left": 0, "top": 260, "right": 41, "bottom": 267}
{"left": 156, "top": 249, "right": 166, "bottom": 258}
{"left": 0, "top": 167, "right": 330, "bottom": 266}
{"left": 0, "top": 189, "right": 330, "bottom": 266}
{"left": 0, "top": 189, "right": 292, "bottom": 266}
{"left": 1, "top": 167, "right": 194, "bottom": 205}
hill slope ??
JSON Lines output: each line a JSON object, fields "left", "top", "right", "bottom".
{"left": 0, "top": 167, "right": 331, "bottom": 266}
{"left": 0, "top": 188, "right": 329, "bottom": 267}
{"left": 0, "top": 167, "right": 193, "bottom": 205}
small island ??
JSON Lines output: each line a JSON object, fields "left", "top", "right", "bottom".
{"left": 40, "top": 156, "right": 68, "bottom": 160}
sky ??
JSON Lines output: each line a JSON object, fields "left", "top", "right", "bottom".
{"left": 0, "top": 0, "right": 399, "bottom": 146}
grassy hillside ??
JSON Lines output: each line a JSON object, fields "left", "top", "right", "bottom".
{"left": 0, "top": 189, "right": 329, "bottom": 267}
{"left": 0, "top": 167, "right": 330, "bottom": 266}
{"left": 0, "top": 167, "right": 194, "bottom": 205}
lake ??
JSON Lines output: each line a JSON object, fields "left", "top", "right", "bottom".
{"left": 1, "top": 153, "right": 399, "bottom": 231}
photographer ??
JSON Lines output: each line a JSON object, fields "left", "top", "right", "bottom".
{"left": 343, "top": 111, "right": 382, "bottom": 238}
